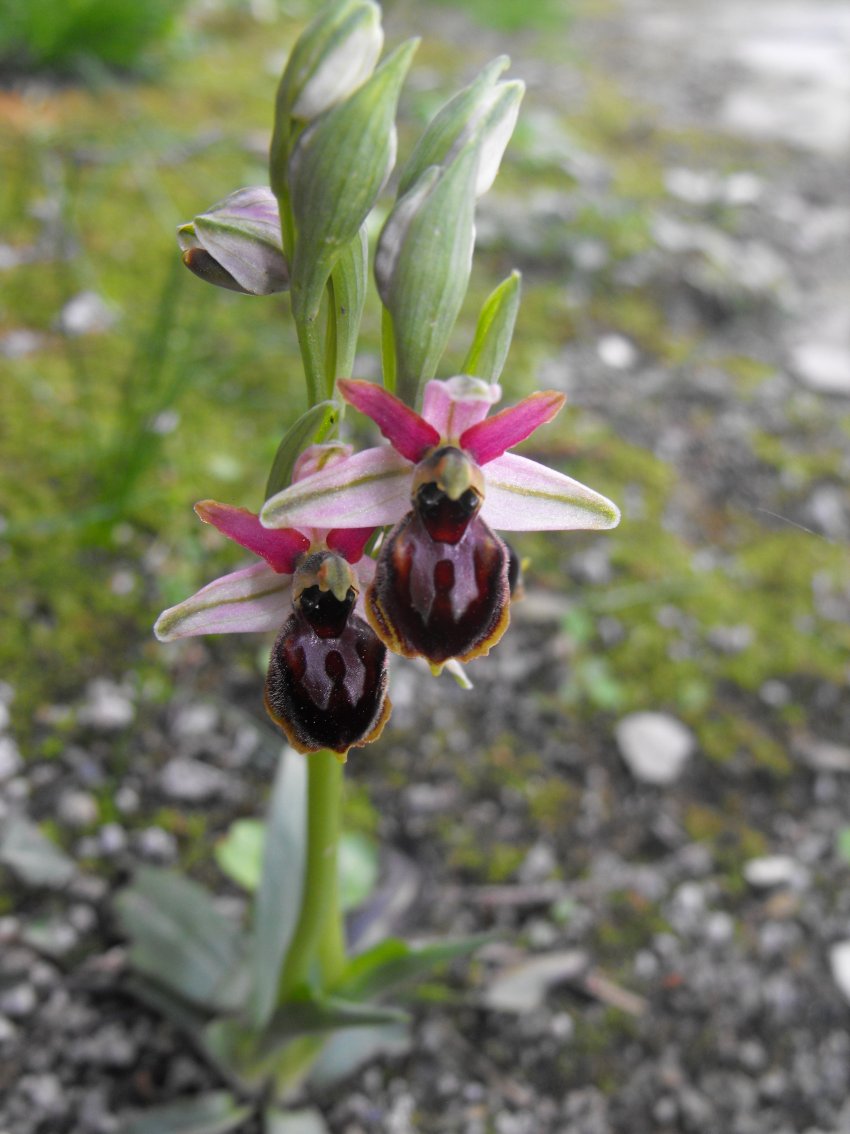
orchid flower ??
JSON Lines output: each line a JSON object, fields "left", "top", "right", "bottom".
{"left": 261, "top": 377, "right": 620, "bottom": 665}
{"left": 154, "top": 445, "right": 390, "bottom": 757}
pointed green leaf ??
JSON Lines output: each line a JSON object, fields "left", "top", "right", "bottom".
{"left": 329, "top": 227, "right": 369, "bottom": 387}
{"left": 289, "top": 38, "right": 418, "bottom": 324}
{"left": 115, "top": 867, "right": 248, "bottom": 1013}
{"left": 338, "top": 831, "right": 379, "bottom": 912}
{"left": 215, "top": 819, "right": 265, "bottom": 892}
{"left": 307, "top": 1022, "right": 411, "bottom": 1091}
{"left": 264, "top": 401, "right": 338, "bottom": 502}
{"left": 334, "top": 934, "right": 490, "bottom": 1002}
{"left": 248, "top": 748, "right": 308, "bottom": 1030}
{"left": 397, "top": 56, "right": 509, "bottom": 196}
{"left": 121, "top": 1091, "right": 252, "bottom": 1134}
{"left": 258, "top": 995, "right": 409, "bottom": 1056}
{"left": 461, "top": 271, "right": 521, "bottom": 382}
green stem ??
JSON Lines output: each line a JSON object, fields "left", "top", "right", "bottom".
{"left": 294, "top": 309, "right": 325, "bottom": 408}
{"left": 324, "top": 275, "right": 338, "bottom": 401}
{"left": 277, "top": 750, "right": 345, "bottom": 1001}
{"left": 381, "top": 306, "right": 397, "bottom": 394}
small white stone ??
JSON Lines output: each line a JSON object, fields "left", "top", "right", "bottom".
{"left": 743, "top": 854, "right": 809, "bottom": 890}
{"left": 57, "top": 291, "right": 117, "bottom": 336}
{"left": 78, "top": 679, "right": 134, "bottom": 730}
{"left": 829, "top": 941, "right": 850, "bottom": 1005}
{"left": 597, "top": 333, "right": 638, "bottom": 370}
{"left": 614, "top": 712, "right": 695, "bottom": 785}
{"left": 0, "top": 736, "right": 22, "bottom": 782}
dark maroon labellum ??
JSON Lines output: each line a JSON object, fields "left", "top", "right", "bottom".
{"left": 367, "top": 509, "right": 510, "bottom": 665}
{"left": 264, "top": 583, "right": 390, "bottom": 756}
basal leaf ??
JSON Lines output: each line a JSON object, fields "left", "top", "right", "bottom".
{"left": 121, "top": 1091, "right": 252, "bottom": 1134}
{"left": 115, "top": 867, "right": 247, "bottom": 1013}
{"left": 248, "top": 748, "right": 307, "bottom": 1029}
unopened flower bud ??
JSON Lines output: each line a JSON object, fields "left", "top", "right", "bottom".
{"left": 177, "top": 187, "right": 289, "bottom": 295}
{"left": 285, "top": 0, "right": 384, "bottom": 120}
{"left": 397, "top": 56, "right": 524, "bottom": 198}
{"left": 375, "top": 143, "right": 478, "bottom": 396}
{"left": 288, "top": 38, "right": 418, "bottom": 322}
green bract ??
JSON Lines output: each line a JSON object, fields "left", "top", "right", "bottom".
{"left": 288, "top": 38, "right": 418, "bottom": 326}
{"left": 375, "top": 143, "right": 478, "bottom": 402}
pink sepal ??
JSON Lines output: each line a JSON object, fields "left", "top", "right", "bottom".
{"left": 459, "top": 390, "right": 565, "bottom": 466}
{"left": 481, "top": 452, "right": 621, "bottom": 531}
{"left": 339, "top": 379, "right": 440, "bottom": 462}
{"left": 154, "top": 562, "right": 291, "bottom": 640}
{"left": 261, "top": 445, "right": 413, "bottom": 530}
{"left": 195, "top": 500, "right": 310, "bottom": 573}
{"left": 421, "top": 376, "right": 501, "bottom": 440}
{"left": 326, "top": 526, "right": 376, "bottom": 563}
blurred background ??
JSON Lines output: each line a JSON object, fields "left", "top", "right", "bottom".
{"left": 1, "top": 0, "right": 850, "bottom": 1131}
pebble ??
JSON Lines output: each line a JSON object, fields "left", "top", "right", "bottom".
{"left": 98, "top": 823, "right": 127, "bottom": 856}
{"left": 78, "top": 679, "right": 135, "bottom": 730}
{"left": 792, "top": 340, "right": 850, "bottom": 396}
{"left": 135, "top": 825, "right": 178, "bottom": 861}
{"left": 828, "top": 941, "right": 850, "bottom": 1005}
{"left": 597, "top": 333, "right": 638, "bottom": 370}
{"left": 57, "top": 789, "right": 99, "bottom": 829}
{"left": 614, "top": 712, "right": 696, "bottom": 784}
{"left": 57, "top": 290, "right": 117, "bottom": 336}
{"left": 0, "top": 1014, "right": 17, "bottom": 1044}
{"left": 743, "top": 855, "right": 809, "bottom": 890}
{"left": 0, "top": 735, "right": 23, "bottom": 782}
{"left": 158, "top": 756, "right": 233, "bottom": 803}
{"left": 172, "top": 702, "right": 218, "bottom": 739}
{"left": 0, "top": 982, "right": 38, "bottom": 1018}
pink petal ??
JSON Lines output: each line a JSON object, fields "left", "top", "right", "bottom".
{"left": 421, "top": 376, "right": 501, "bottom": 440}
{"left": 195, "top": 500, "right": 310, "bottom": 573}
{"left": 481, "top": 452, "right": 621, "bottom": 531}
{"left": 154, "top": 562, "right": 291, "bottom": 640}
{"left": 326, "top": 526, "right": 376, "bottom": 563}
{"left": 459, "top": 390, "right": 566, "bottom": 466}
{"left": 339, "top": 379, "right": 440, "bottom": 462}
{"left": 261, "top": 446, "right": 413, "bottom": 529}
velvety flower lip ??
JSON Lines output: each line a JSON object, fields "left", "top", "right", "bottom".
{"left": 260, "top": 376, "right": 621, "bottom": 533}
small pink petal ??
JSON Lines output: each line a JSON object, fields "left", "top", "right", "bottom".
{"left": 421, "top": 376, "right": 501, "bottom": 440}
{"left": 261, "top": 446, "right": 413, "bottom": 529}
{"left": 339, "top": 379, "right": 440, "bottom": 462}
{"left": 154, "top": 562, "right": 291, "bottom": 640}
{"left": 326, "top": 526, "right": 376, "bottom": 563}
{"left": 195, "top": 500, "right": 310, "bottom": 573}
{"left": 481, "top": 452, "right": 621, "bottom": 531}
{"left": 459, "top": 390, "right": 565, "bottom": 466}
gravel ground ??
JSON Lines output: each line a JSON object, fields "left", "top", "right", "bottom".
{"left": 3, "top": 0, "right": 850, "bottom": 1131}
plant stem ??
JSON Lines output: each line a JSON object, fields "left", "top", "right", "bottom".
{"left": 277, "top": 750, "right": 346, "bottom": 1001}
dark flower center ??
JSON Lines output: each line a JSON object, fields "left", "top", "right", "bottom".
{"left": 298, "top": 584, "right": 356, "bottom": 638}
{"left": 415, "top": 482, "right": 481, "bottom": 544}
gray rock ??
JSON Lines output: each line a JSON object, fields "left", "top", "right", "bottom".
{"left": 829, "top": 941, "right": 850, "bottom": 1005}
{"left": 0, "top": 982, "right": 38, "bottom": 1018}
{"left": 78, "top": 678, "right": 135, "bottom": 730}
{"left": 743, "top": 855, "right": 809, "bottom": 890}
{"left": 135, "top": 826, "right": 178, "bottom": 862}
{"left": 0, "top": 735, "right": 23, "bottom": 782}
{"left": 57, "top": 290, "right": 117, "bottom": 336}
{"left": 98, "top": 823, "right": 127, "bottom": 856}
{"left": 158, "top": 756, "right": 232, "bottom": 802}
{"left": 57, "top": 789, "right": 99, "bottom": 829}
{"left": 615, "top": 712, "right": 696, "bottom": 784}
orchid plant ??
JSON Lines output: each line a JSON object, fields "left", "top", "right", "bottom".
{"left": 117, "top": 3, "right": 619, "bottom": 1131}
